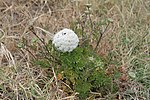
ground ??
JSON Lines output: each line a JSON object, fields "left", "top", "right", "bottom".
{"left": 0, "top": 0, "right": 150, "bottom": 100}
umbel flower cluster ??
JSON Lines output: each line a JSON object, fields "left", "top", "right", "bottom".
{"left": 52, "top": 28, "right": 79, "bottom": 52}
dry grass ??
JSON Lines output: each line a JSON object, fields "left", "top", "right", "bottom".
{"left": 0, "top": 0, "right": 150, "bottom": 100}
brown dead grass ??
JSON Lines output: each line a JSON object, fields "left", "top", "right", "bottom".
{"left": 0, "top": 0, "right": 150, "bottom": 100}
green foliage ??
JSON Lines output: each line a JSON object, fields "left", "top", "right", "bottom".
{"left": 58, "top": 45, "right": 117, "bottom": 99}
{"left": 33, "top": 59, "right": 50, "bottom": 68}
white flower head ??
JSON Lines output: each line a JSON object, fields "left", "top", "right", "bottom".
{"left": 52, "top": 28, "right": 79, "bottom": 52}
